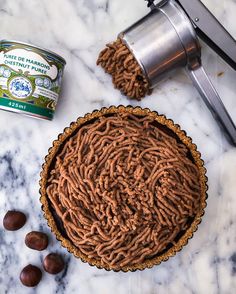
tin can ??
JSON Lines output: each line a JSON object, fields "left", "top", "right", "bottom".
{"left": 0, "top": 40, "right": 66, "bottom": 120}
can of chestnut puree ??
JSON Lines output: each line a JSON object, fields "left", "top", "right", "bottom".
{"left": 0, "top": 40, "right": 66, "bottom": 120}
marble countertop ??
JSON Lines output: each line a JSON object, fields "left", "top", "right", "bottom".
{"left": 0, "top": 0, "right": 236, "bottom": 293}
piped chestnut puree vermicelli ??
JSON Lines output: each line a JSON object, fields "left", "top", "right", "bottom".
{"left": 46, "top": 113, "right": 200, "bottom": 270}
{"left": 97, "top": 38, "right": 151, "bottom": 100}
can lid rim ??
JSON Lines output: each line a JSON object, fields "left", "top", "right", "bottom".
{"left": 1, "top": 39, "right": 66, "bottom": 65}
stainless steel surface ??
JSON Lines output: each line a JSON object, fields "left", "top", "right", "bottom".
{"left": 158, "top": 0, "right": 201, "bottom": 64}
{"left": 188, "top": 62, "right": 236, "bottom": 146}
{"left": 120, "top": 8, "right": 186, "bottom": 86}
{"left": 119, "top": 0, "right": 236, "bottom": 145}
{"left": 120, "top": 0, "right": 200, "bottom": 87}
{"left": 176, "top": 0, "right": 236, "bottom": 70}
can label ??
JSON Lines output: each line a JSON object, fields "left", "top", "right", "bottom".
{"left": 0, "top": 41, "right": 65, "bottom": 120}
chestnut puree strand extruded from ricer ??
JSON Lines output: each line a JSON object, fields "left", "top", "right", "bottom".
{"left": 46, "top": 113, "right": 201, "bottom": 270}
{"left": 97, "top": 38, "right": 151, "bottom": 100}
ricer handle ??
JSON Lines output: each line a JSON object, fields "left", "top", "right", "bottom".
{"left": 188, "top": 62, "right": 236, "bottom": 146}
{"left": 176, "top": 0, "right": 236, "bottom": 70}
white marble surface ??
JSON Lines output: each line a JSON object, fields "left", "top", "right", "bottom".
{"left": 0, "top": 0, "right": 236, "bottom": 293}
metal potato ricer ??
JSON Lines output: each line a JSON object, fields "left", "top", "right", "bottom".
{"left": 119, "top": 0, "right": 236, "bottom": 145}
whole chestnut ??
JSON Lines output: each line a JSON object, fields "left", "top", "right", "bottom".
{"left": 43, "top": 253, "right": 64, "bottom": 274}
{"left": 20, "top": 264, "right": 42, "bottom": 287}
{"left": 25, "top": 231, "right": 48, "bottom": 251}
{"left": 3, "top": 211, "right": 26, "bottom": 231}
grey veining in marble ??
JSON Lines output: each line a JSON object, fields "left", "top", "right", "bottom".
{"left": 0, "top": 0, "right": 236, "bottom": 293}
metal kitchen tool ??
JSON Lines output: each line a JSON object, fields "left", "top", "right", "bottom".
{"left": 119, "top": 0, "right": 236, "bottom": 145}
